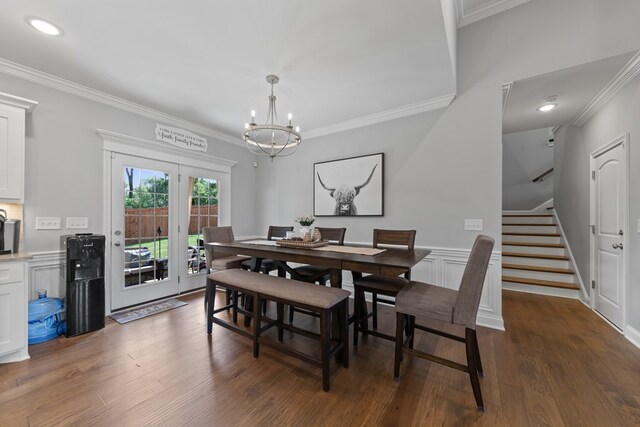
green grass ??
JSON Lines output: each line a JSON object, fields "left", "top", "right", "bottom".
{"left": 125, "top": 235, "right": 202, "bottom": 259}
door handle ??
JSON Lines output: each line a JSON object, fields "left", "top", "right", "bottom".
{"left": 612, "top": 243, "right": 623, "bottom": 250}
{"left": 114, "top": 242, "right": 121, "bottom": 247}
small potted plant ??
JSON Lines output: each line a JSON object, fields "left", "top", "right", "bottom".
{"left": 295, "top": 215, "right": 315, "bottom": 239}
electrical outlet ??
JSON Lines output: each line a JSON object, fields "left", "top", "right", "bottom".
{"left": 464, "top": 219, "right": 483, "bottom": 231}
{"left": 66, "top": 217, "right": 89, "bottom": 229}
{"left": 36, "top": 217, "right": 61, "bottom": 230}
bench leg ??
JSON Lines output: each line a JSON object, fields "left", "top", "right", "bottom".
{"left": 277, "top": 303, "right": 284, "bottom": 342}
{"left": 394, "top": 311, "right": 405, "bottom": 380}
{"left": 320, "top": 309, "right": 331, "bottom": 392}
{"left": 288, "top": 305, "right": 295, "bottom": 324}
{"left": 232, "top": 290, "right": 239, "bottom": 324}
{"left": 253, "top": 295, "right": 262, "bottom": 358}
{"left": 207, "top": 280, "right": 216, "bottom": 335}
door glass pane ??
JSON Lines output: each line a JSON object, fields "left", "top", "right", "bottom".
{"left": 187, "top": 176, "right": 218, "bottom": 275}
{"left": 123, "top": 167, "right": 170, "bottom": 286}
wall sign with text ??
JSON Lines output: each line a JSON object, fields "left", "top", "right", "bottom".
{"left": 155, "top": 124, "right": 208, "bottom": 152}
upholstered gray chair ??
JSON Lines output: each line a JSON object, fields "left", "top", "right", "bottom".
{"left": 352, "top": 229, "right": 416, "bottom": 346}
{"left": 203, "top": 226, "right": 249, "bottom": 307}
{"left": 289, "top": 227, "right": 346, "bottom": 323}
{"left": 393, "top": 234, "right": 494, "bottom": 412}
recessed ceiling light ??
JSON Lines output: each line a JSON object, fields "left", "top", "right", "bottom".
{"left": 537, "top": 103, "right": 557, "bottom": 112}
{"left": 27, "top": 18, "right": 63, "bottom": 36}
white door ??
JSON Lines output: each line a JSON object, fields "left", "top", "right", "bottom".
{"left": 111, "top": 153, "right": 179, "bottom": 310}
{"left": 179, "top": 166, "right": 221, "bottom": 292}
{"left": 593, "top": 142, "right": 625, "bottom": 329}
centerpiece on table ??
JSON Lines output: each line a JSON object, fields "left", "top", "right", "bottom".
{"left": 295, "top": 215, "right": 315, "bottom": 241}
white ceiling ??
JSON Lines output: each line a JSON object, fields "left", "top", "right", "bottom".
{"left": 502, "top": 51, "right": 637, "bottom": 135}
{"left": 0, "top": 1, "right": 530, "bottom": 143}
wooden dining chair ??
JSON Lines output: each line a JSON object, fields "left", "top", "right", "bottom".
{"left": 241, "top": 225, "right": 293, "bottom": 275}
{"left": 203, "top": 226, "right": 249, "bottom": 308}
{"left": 352, "top": 229, "right": 416, "bottom": 346}
{"left": 289, "top": 227, "right": 346, "bottom": 323}
{"left": 393, "top": 235, "right": 494, "bottom": 411}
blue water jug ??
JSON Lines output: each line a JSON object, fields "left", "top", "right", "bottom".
{"left": 28, "top": 290, "right": 65, "bottom": 344}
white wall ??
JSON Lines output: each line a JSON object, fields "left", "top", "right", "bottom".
{"left": 503, "top": 128, "right": 554, "bottom": 210}
{"left": 555, "top": 74, "right": 640, "bottom": 331}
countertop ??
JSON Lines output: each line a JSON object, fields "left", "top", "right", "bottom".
{"left": 0, "top": 251, "right": 33, "bottom": 262}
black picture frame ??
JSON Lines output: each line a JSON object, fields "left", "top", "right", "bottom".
{"left": 313, "top": 152, "right": 384, "bottom": 217}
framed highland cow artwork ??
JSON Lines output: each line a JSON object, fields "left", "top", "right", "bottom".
{"left": 313, "top": 153, "right": 384, "bottom": 217}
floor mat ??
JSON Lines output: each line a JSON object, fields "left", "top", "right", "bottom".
{"left": 110, "top": 298, "right": 187, "bottom": 324}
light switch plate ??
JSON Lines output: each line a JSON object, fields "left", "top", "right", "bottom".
{"left": 67, "top": 217, "right": 89, "bottom": 229}
{"left": 36, "top": 217, "right": 61, "bottom": 230}
{"left": 464, "top": 219, "right": 483, "bottom": 231}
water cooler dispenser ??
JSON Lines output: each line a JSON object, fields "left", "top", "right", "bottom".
{"left": 61, "top": 234, "right": 105, "bottom": 337}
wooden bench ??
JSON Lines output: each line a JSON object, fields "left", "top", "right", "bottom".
{"left": 206, "top": 269, "right": 350, "bottom": 391}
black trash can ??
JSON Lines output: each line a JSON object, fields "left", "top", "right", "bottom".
{"left": 61, "top": 234, "right": 105, "bottom": 337}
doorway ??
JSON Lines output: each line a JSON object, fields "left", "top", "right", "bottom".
{"left": 102, "top": 131, "right": 234, "bottom": 312}
{"left": 590, "top": 134, "right": 628, "bottom": 330}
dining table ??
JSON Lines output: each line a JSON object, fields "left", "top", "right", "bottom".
{"left": 207, "top": 239, "right": 431, "bottom": 327}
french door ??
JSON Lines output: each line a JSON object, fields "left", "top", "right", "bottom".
{"left": 179, "top": 165, "right": 220, "bottom": 292}
{"left": 110, "top": 153, "right": 225, "bottom": 309}
{"left": 111, "top": 154, "right": 180, "bottom": 309}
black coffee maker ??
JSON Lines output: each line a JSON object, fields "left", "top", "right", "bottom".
{"left": 0, "top": 209, "right": 21, "bottom": 255}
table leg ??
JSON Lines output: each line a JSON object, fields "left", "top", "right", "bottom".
{"left": 350, "top": 271, "right": 368, "bottom": 331}
{"left": 243, "top": 257, "right": 263, "bottom": 327}
{"left": 329, "top": 269, "right": 343, "bottom": 339}
{"left": 329, "top": 269, "right": 342, "bottom": 288}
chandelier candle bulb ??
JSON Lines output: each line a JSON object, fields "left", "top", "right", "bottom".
{"left": 288, "top": 113, "right": 292, "bottom": 127}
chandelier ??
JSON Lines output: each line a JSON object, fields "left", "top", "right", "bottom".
{"left": 242, "top": 75, "right": 302, "bottom": 160}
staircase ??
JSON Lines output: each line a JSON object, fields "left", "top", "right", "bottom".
{"left": 502, "top": 212, "right": 580, "bottom": 298}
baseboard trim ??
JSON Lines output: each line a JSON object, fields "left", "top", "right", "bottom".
{"left": 625, "top": 325, "right": 640, "bottom": 350}
{"left": 551, "top": 209, "right": 588, "bottom": 301}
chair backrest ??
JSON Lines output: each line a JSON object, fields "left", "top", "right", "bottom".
{"left": 453, "top": 235, "right": 495, "bottom": 329}
{"left": 373, "top": 229, "right": 416, "bottom": 250}
{"left": 315, "top": 227, "right": 346, "bottom": 245}
{"left": 373, "top": 229, "right": 416, "bottom": 279}
{"left": 203, "top": 226, "right": 236, "bottom": 268}
{"left": 267, "top": 225, "right": 294, "bottom": 240}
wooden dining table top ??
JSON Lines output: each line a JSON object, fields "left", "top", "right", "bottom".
{"left": 207, "top": 239, "right": 431, "bottom": 278}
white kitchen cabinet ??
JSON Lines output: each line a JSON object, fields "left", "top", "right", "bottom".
{"left": 0, "top": 92, "right": 37, "bottom": 203}
{"left": 0, "top": 258, "right": 29, "bottom": 363}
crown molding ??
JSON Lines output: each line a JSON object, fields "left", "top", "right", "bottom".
{"left": 0, "top": 57, "right": 240, "bottom": 146}
{"left": 304, "top": 93, "right": 456, "bottom": 140}
{"left": 502, "top": 81, "right": 513, "bottom": 114}
{"left": 0, "top": 56, "right": 456, "bottom": 144}
{"left": 572, "top": 51, "right": 640, "bottom": 127}
{"left": 0, "top": 91, "right": 38, "bottom": 111}
{"left": 456, "top": 0, "right": 530, "bottom": 28}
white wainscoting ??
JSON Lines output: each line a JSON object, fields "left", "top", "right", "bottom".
{"left": 27, "top": 250, "right": 65, "bottom": 300}
{"left": 337, "top": 245, "right": 504, "bottom": 331}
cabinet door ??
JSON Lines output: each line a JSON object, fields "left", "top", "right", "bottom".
{"left": 0, "top": 104, "right": 25, "bottom": 201}
{"left": 0, "top": 281, "right": 25, "bottom": 356}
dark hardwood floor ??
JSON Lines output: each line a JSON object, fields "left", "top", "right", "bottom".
{"left": 1, "top": 289, "right": 639, "bottom": 426}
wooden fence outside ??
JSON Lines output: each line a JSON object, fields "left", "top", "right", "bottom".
{"left": 125, "top": 205, "right": 218, "bottom": 238}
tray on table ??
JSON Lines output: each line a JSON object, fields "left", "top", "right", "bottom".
{"left": 275, "top": 239, "right": 329, "bottom": 249}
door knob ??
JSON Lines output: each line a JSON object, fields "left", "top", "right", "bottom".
{"left": 612, "top": 243, "right": 623, "bottom": 250}
{"left": 114, "top": 242, "right": 121, "bottom": 247}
